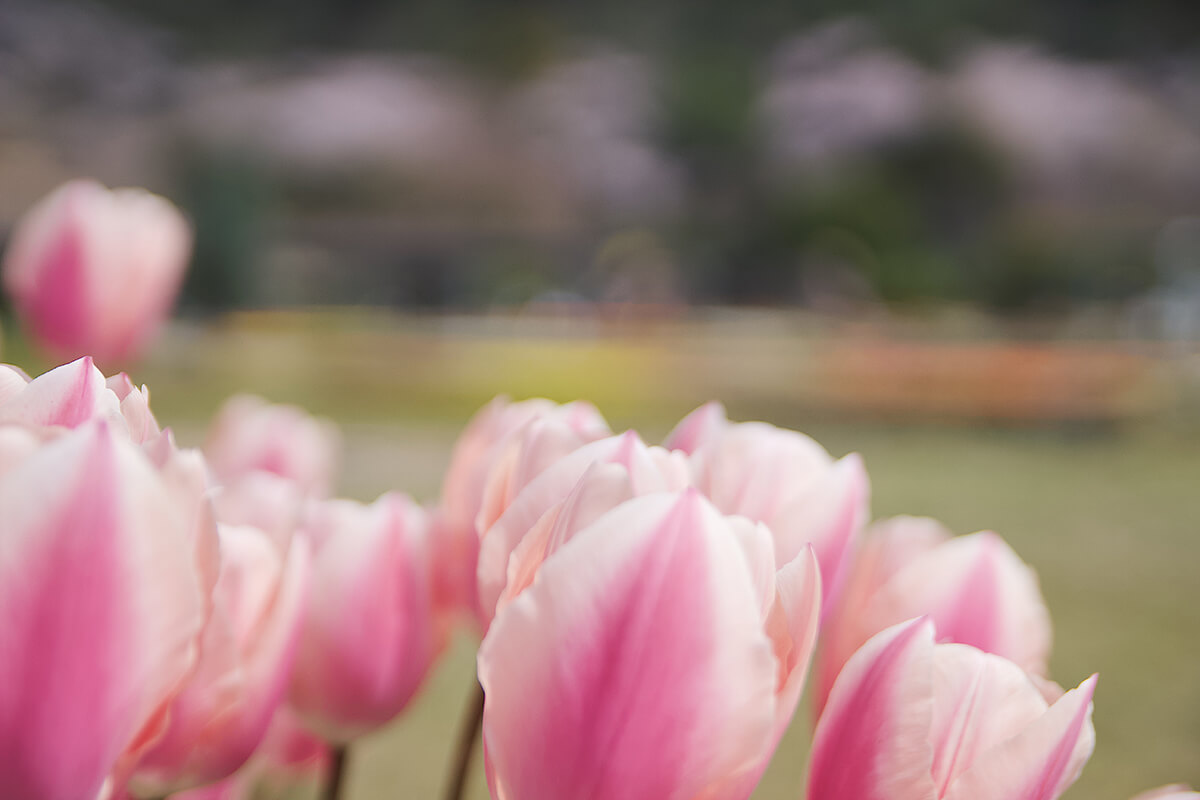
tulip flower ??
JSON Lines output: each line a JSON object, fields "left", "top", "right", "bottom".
{"left": 1131, "top": 787, "right": 1200, "bottom": 800}
{"left": 2, "top": 179, "right": 192, "bottom": 365}
{"left": 808, "top": 618, "right": 1096, "bottom": 800}
{"left": 475, "top": 430, "right": 689, "bottom": 626}
{"left": 0, "top": 422, "right": 207, "bottom": 800}
{"left": 204, "top": 395, "right": 341, "bottom": 498}
{"left": 665, "top": 402, "right": 868, "bottom": 610}
{"left": 479, "top": 490, "right": 821, "bottom": 800}
{"left": 436, "top": 396, "right": 608, "bottom": 626}
{"left": 289, "top": 493, "right": 438, "bottom": 742}
{"left": 128, "top": 524, "right": 308, "bottom": 795}
{"left": 814, "top": 516, "right": 1052, "bottom": 714}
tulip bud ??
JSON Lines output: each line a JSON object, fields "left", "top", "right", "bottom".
{"left": 288, "top": 493, "right": 437, "bottom": 742}
{"left": 808, "top": 618, "right": 1095, "bottom": 800}
{"left": 479, "top": 490, "right": 821, "bottom": 800}
{"left": 666, "top": 402, "right": 868, "bottom": 610}
{"left": 3, "top": 180, "right": 191, "bottom": 365}
{"left": 0, "top": 422, "right": 206, "bottom": 800}
{"left": 815, "top": 517, "right": 1052, "bottom": 714}
{"left": 204, "top": 395, "right": 340, "bottom": 498}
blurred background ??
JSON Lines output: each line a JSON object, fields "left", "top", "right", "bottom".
{"left": 1, "top": 1, "right": 1198, "bottom": 797}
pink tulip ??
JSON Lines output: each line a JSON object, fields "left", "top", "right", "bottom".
{"left": 808, "top": 618, "right": 1096, "bottom": 800}
{"left": 1131, "top": 787, "right": 1200, "bottom": 800}
{"left": 129, "top": 524, "right": 308, "bottom": 795}
{"left": 479, "top": 490, "right": 821, "bottom": 800}
{"left": 0, "top": 422, "right": 207, "bottom": 800}
{"left": 2, "top": 179, "right": 192, "bottom": 365}
{"left": 815, "top": 516, "right": 1052, "bottom": 714}
{"left": 475, "top": 430, "right": 689, "bottom": 626}
{"left": 665, "top": 402, "right": 869, "bottom": 611}
{"left": 436, "top": 396, "right": 609, "bottom": 626}
{"left": 289, "top": 493, "right": 437, "bottom": 742}
{"left": 204, "top": 395, "right": 340, "bottom": 497}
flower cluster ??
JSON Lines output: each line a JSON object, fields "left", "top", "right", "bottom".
{"left": 0, "top": 182, "right": 1191, "bottom": 800}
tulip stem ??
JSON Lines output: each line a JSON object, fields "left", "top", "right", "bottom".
{"left": 322, "top": 745, "right": 350, "bottom": 800}
{"left": 443, "top": 679, "right": 485, "bottom": 800}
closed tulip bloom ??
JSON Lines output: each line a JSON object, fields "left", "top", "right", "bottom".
{"left": 808, "top": 618, "right": 1096, "bottom": 800}
{"left": 665, "top": 402, "right": 868, "bottom": 610}
{"left": 289, "top": 493, "right": 437, "bottom": 742}
{"left": 0, "top": 422, "right": 206, "bottom": 800}
{"left": 2, "top": 179, "right": 191, "bottom": 365}
{"left": 129, "top": 524, "right": 308, "bottom": 795}
{"left": 479, "top": 490, "right": 822, "bottom": 800}
{"left": 436, "top": 396, "right": 608, "bottom": 625}
{"left": 815, "top": 517, "right": 1052, "bottom": 714}
{"left": 204, "top": 395, "right": 340, "bottom": 498}
{"left": 475, "top": 430, "right": 689, "bottom": 626}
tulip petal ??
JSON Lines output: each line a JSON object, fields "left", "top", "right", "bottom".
{"left": 0, "top": 423, "right": 204, "bottom": 800}
{"left": 769, "top": 546, "right": 822, "bottom": 732}
{"left": 662, "top": 400, "right": 727, "bottom": 454}
{"left": 0, "top": 356, "right": 122, "bottom": 430}
{"left": 0, "top": 364, "right": 31, "bottom": 404}
{"left": 772, "top": 452, "right": 869, "bottom": 611}
{"left": 874, "top": 531, "right": 1052, "bottom": 677}
{"left": 928, "top": 645, "right": 1052, "bottom": 795}
{"left": 808, "top": 618, "right": 938, "bottom": 800}
{"left": 943, "top": 674, "right": 1096, "bottom": 800}
{"left": 479, "top": 491, "right": 777, "bottom": 800}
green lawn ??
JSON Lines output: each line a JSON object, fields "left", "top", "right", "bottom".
{"left": 120, "top": 313, "right": 1198, "bottom": 800}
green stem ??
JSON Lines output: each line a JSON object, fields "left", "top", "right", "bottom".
{"left": 321, "top": 745, "right": 350, "bottom": 800}
{"left": 442, "top": 679, "right": 485, "bottom": 800}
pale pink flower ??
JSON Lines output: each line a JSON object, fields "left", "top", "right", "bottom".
{"left": 435, "top": 396, "right": 608, "bottom": 626}
{"left": 129, "top": 525, "right": 308, "bottom": 795}
{"left": 2, "top": 179, "right": 191, "bottom": 365}
{"left": 815, "top": 516, "right": 1052, "bottom": 714}
{"left": 808, "top": 618, "right": 1096, "bottom": 800}
{"left": 474, "top": 430, "right": 689, "bottom": 627}
{"left": 0, "top": 422, "right": 207, "bottom": 800}
{"left": 288, "top": 493, "right": 437, "bottom": 742}
{"left": 479, "top": 490, "right": 821, "bottom": 800}
{"left": 204, "top": 395, "right": 340, "bottom": 498}
{"left": 665, "top": 402, "right": 868, "bottom": 611}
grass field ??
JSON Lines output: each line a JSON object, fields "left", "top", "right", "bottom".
{"left": 87, "top": 312, "right": 1199, "bottom": 800}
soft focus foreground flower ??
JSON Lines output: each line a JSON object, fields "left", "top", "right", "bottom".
{"left": 435, "top": 396, "right": 609, "bottom": 626}
{"left": 289, "top": 493, "right": 438, "bottom": 742}
{"left": 129, "top": 525, "right": 308, "bottom": 795}
{"left": 0, "top": 356, "right": 145, "bottom": 435}
{"left": 807, "top": 618, "right": 1096, "bottom": 800}
{"left": 204, "top": 394, "right": 341, "bottom": 497}
{"left": 475, "top": 430, "right": 689, "bottom": 626}
{"left": 814, "top": 515, "right": 1052, "bottom": 713}
{"left": 665, "top": 402, "right": 868, "bottom": 611}
{"left": 479, "top": 490, "right": 821, "bottom": 800}
{"left": 0, "top": 422, "right": 206, "bottom": 800}
{"left": 2, "top": 179, "right": 191, "bottom": 365}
